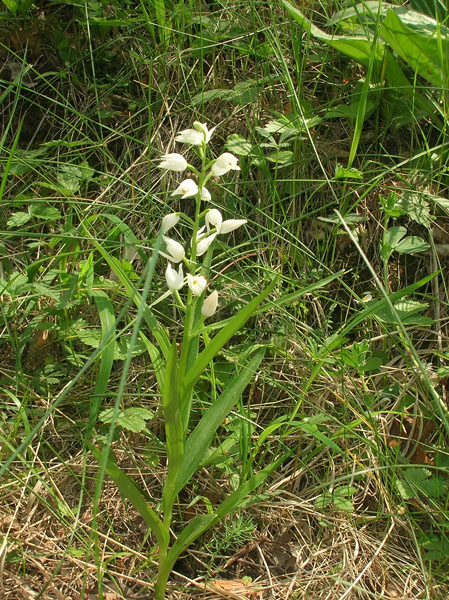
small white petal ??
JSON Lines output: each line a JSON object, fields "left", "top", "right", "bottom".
{"left": 171, "top": 178, "right": 199, "bottom": 199}
{"left": 196, "top": 232, "right": 217, "bottom": 256}
{"left": 158, "top": 153, "right": 188, "bottom": 172}
{"left": 175, "top": 128, "right": 204, "bottom": 145}
{"left": 161, "top": 213, "right": 179, "bottom": 234}
{"left": 161, "top": 236, "right": 185, "bottom": 263}
{"left": 220, "top": 219, "right": 247, "bottom": 234}
{"left": 187, "top": 273, "right": 207, "bottom": 296}
{"left": 205, "top": 209, "right": 223, "bottom": 233}
{"left": 200, "top": 187, "right": 211, "bottom": 202}
{"left": 211, "top": 152, "right": 241, "bottom": 177}
{"left": 201, "top": 290, "right": 218, "bottom": 318}
{"left": 165, "top": 263, "right": 184, "bottom": 291}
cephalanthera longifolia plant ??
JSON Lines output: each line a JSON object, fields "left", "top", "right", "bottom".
{"left": 92, "top": 122, "right": 280, "bottom": 599}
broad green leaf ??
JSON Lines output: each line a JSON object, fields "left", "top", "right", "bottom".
{"left": 176, "top": 348, "right": 265, "bottom": 495}
{"left": 395, "top": 236, "right": 430, "bottom": 254}
{"left": 381, "top": 226, "right": 407, "bottom": 260}
{"left": 379, "top": 8, "right": 449, "bottom": 87}
{"left": 181, "top": 278, "right": 276, "bottom": 395}
{"left": 192, "top": 89, "right": 232, "bottom": 106}
{"left": 281, "top": 0, "right": 385, "bottom": 66}
{"left": 90, "top": 445, "right": 167, "bottom": 546}
{"left": 162, "top": 343, "right": 184, "bottom": 516}
{"left": 334, "top": 497, "right": 354, "bottom": 511}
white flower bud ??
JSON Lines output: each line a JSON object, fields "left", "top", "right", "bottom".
{"left": 220, "top": 219, "right": 247, "bottom": 234}
{"left": 161, "top": 213, "right": 179, "bottom": 234}
{"left": 165, "top": 263, "right": 184, "bottom": 291}
{"left": 159, "top": 236, "right": 185, "bottom": 263}
{"left": 205, "top": 209, "right": 223, "bottom": 233}
{"left": 187, "top": 273, "right": 207, "bottom": 296}
{"left": 211, "top": 152, "right": 240, "bottom": 177}
{"left": 201, "top": 186, "right": 211, "bottom": 202}
{"left": 201, "top": 290, "right": 218, "bottom": 318}
{"left": 171, "top": 178, "right": 198, "bottom": 199}
{"left": 158, "top": 153, "right": 188, "bottom": 172}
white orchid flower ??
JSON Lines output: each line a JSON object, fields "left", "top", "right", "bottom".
{"left": 171, "top": 179, "right": 198, "bottom": 198}
{"left": 220, "top": 219, "right": 247, "bottom": 234}
{"left": 211, "top": 152, "right": 240, "bottom": 177}
{"left": 159, "top": 236, "right": 185, "bottom": 263}
{"left": 161, "top": 213, "right": 179, "bottom": 234}
{"left": 158, "top": 153, "right": 188, "bottom": 172}
{"left": 165, "top": 263, "right": 184, "bottom": 292}
{"left": 193, "top": 122, "right": 215, "bottom": 143}
{"left": 201, "top": 187, "right": 211, "bottom": 202}
{"left": 187, "top": 273, "right": 207, "bottom": 296}
{"left": 201, "top": 290, "right": 218, "bottom": 318}
{"left": 175, "top": 122, "right": 215, "bottom": 145}
{"left": 205, "top": 209, "right": 223, "bottom": 233}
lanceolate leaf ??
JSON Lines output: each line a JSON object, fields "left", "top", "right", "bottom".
{"left": 162, "top": 343, "right": 184, "bottom": 516}
{"left": 90, "top": 445, "right": 167, "bottom": 547}
{"left": 175, "top": 348, "right": 266, "bottom": 495}
{"left": 181, "top": 278, "right": 276, "bottom": 396}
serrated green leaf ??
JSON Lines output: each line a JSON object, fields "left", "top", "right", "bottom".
{"left": 119, "top": 408, "right": 155, "bottom": 433}
{"left": 314, "top": 492, "right": 333, "bottom": 509}
{"left": 333, "top": 497, "right": 354, "bottom": 511}
{"left": 334, "top": 164, "right": 363, "bottom": 179}
{"left": 226, "top": 134, "right": 253, "bottom": 156}
{"left": 266, "top": 150, "right": 294, "bottom": 165}
{"left": 7, "top": 212, "right": 31, "bottom": 228}
{"left": 192, "top": 88, "right": 232, "bottom": 106}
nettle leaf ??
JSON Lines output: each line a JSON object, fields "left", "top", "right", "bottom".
{"left": 7, "top": 212, "right": 32, "bottom": 228}
{"left": 192, "top": 89, "right": 232, "bottom": 106}
{"left": 265, "top": 150, "right": 294, "bottom": 165}
{"left": 314, "top": 492, "right": 333, "bottom": 509}
{"left": 99, "top": 407, "right": 154, "bottom": 433}
{"left": 334, "top": 164, "right": 363, "bottom": 180}
{"left": 333, "top": 497, "right": 354, "bottom": 512}
{"left": 226, "top": 134, "right": 253, "bottom": 156}
{"left": 396, "top": 192, "right": 433, "bottom": 228}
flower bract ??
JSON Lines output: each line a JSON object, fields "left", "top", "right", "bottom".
{"left": 159, "top": 153, "right": 188, "bottom": 172}
{"left": 187, "top": 273, "right": 207, "bottom": 296}
{"left": 201, "top": 290, "right": 218, "bottom": 318}
{"left": 165, "top": 263, "right": 184, "bottom": 291}
{"left": 171, "top": 179, "right": 198, "bottom": 198}
{"left": 211, "top": 152, "right": 240, "bottom": 177}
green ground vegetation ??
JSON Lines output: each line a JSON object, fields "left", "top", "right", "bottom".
{"left": 1, "top": 0, "right": 449, "bottom": 598}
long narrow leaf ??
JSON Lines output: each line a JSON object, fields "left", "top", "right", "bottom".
{"left": 90, "top": 445, "right": 168, "bottom": 547}
{"left": 162, "top": 343, "right": 184, "bottom": 517}
{"left": 87, "top": 291, "right": 116, "bottom": 438}
{"left": 175, "top": 348, "right": 265, "bottom": 495}
{"left": 166, "top": 456, "right": 283, "bottom": 572}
